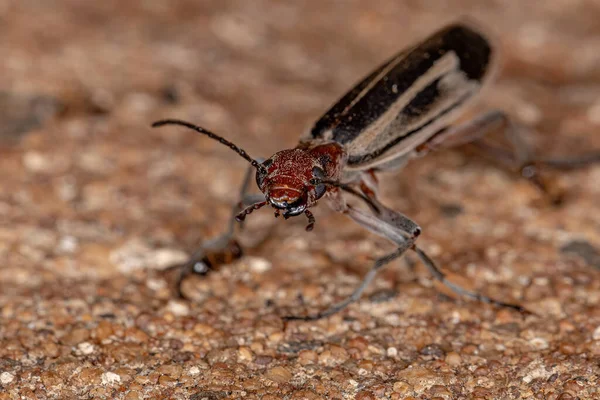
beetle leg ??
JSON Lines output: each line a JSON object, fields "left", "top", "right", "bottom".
{"left": 284, "top": 203, "right": 417, "bottom": 321}
{"left": 304, "top": 210, "right": 316, "bottom": 231}
{"left": 284, "top": 199, "right": 525, "bottom": 321}
{"left": 175, "top": 164, "right": 258, "bottom": 298}
{"left": 358, "top": 170, "right": 380, "bottom": 201}
{"left": 412, "top": 246, "right": 527, "bottom": 312}
{"left": 415, "top": 110, "right": 600, "bottom": 203}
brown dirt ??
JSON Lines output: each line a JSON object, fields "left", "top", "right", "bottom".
{"left": 2, "top": 1, "right": 600, "bottom": 399}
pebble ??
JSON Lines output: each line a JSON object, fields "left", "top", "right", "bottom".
{"left": 101, "top": 372, "right": 121, "bottom": 385}
{"left": 265, "top": 366, "right": 293, "bottom": 384}
{"left": 396, "top": 366, "right": 443, "bottom": 392}
{"left": 297, "top": 350, "right": 318, "bottom": 365}
{"left": 319, "top": 344, "right": 349, "bottom": 366}
{"left": 0, "top": 372, "right": 14, "bottom": 385}
{"left": 445, "top": 352, "right": 462, "bottom": 367}
{"left": 124, "top": 391, "right": 142, "bottom": 400}
{"left": 61, "top": 328, "right": 90, "bottom": 346}
{"left": 529, "top": 337, "right": 549, "bottom": 350}
{"left": 23, "top": 151, "right": 51, "bottom": 173}
{"left": 77, "top": 342, "right": 95, "bottom": 355}
{"left": 592, "top": 325, "right": 600, "bottom": 341}
{"left": 94, "top": 320, "right": 114, "bottom": 342}
{"left": 386, "top": 347, "right": 398, "bottom": 358}
{"left": 166, "top": 300, "right": 190, "bottom": 316}
{"left": 419, "top": 344, "right": 445, "bottom": 359}
{"left": 238, "top": 346, "right": 254, "bottom": 362}
{"left": 586, "top": 99, "right": 600, "bottom": 124}
{"left": 392, "top": 381, "right": 413, "bottom": 395}
{"left": 247, "top": 257, "right": 272, "bottom": 273}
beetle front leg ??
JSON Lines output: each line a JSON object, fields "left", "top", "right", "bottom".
{"left": 174, "top": 164, "right": 261, "bottom": 298}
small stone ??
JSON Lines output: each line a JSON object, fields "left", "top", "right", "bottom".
{"left": 560, "top": 240, "right": 600, "bottom": 269}
{"left": 188, "top": 366, "right": 200, "bottom": 376}
{"left": 347, "top": 337, "right": 369, "bottom": 351}
{"left": 298, "top": 350, "right": 318, "bottom": 365}
{"left": 101, "top": 371, "right": 121, "bottom": 385}
{"left": 445, "top": 352, "right": 462, "bottom": 366}
{"left": 559, "top": 320, "right": 576, "bottom": 334}
{"left": 357, "top": 359, "right": 374, "bottom": 373}
{"left": 318, "top": 344, "right": 349, "bottom": 366}
{"left": 0, "top": 372, "right": 14, "bottom": 385}
{"left": 529, "top": 337, "right": 549, "bottom": 350}
{"left": 592, "top": 325, "right": 600, "bottom": 340}
{"left": 392, "top": 381, "right": 413, "bottom": 394}
{"left": 247, "top": 257, "right": 272, "bottom": 273}
{"left": 559, "top": 343, "right": 577, "bottom": 355}
{"left": 41, "top": 371, "right": 61, "bottom": 388}
{"left": 158, "top": 375, "right": 177, "bottom": 385}
{"left": 563, "top": 380, "right": 582, "bottom": 393}
{"left": 124, "top": 391, "right": 142, "bottom": 400}
{"left": 587, "top": 99, "right": 600, "bottom": 124}
{"left": 254, "top": 355, "right": 273, "bottom": 366}
{"left": 77, "top": 368, "right": 103, "bottom": 385}
{"left": 61, "top": 327, "right": 90, "bottom": 346}
{"left": 157, "top": 364, "right": 182, "bottom": 379}
{"left": 153, "top": 248, "right": 189, "bottom": 269}
{"left": 265, "top": 366, "right": 293, "bottom": 384}
{"left": 42, "top": 341, "right": 60, "bottom": 358}
{"left": 355, "top": 391, "right": 375, "bottom": 400}
{"left": 557, "top": 393, "right": 575, "bottom": 400}
{"left": 166, "top": 300, "right": 189, "bottom": 316}
{"left": 386, "top": 347, "right": 398, "bottom": 357}
{"left": 94, "top": 320, "right": 114, "bottom": 342}
{"left": 238, "top": 346, "right": 254, "bottom": 362}
{"left": 396, "top": 366, "right": 441, "bottom": 392}
{"left": 23, "top": 151, "right": 51, "bottom": 173}
{"left": 419, "top": 343, "right": 445, "bottom": 359}
{"left": 77, "top": 342, "right": 95, "bottom": 355}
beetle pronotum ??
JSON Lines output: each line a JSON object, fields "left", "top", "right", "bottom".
{"left": 153, "top": 23, "right": 600, "bottom": 321}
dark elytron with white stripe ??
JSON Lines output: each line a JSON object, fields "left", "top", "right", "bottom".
{"left": 153, "top": 23, "right": 600, "bottom": 321}
{"left": 304, "top": 25, "right": 492, "bottom": 170}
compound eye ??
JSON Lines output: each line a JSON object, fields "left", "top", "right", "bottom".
{"left": 255, "top": 169, "right": 267, "bottom": 188}
{"left": 312, "top": 166, "right": 325, "bottom": 180}
{"left": 256, "top": 159, "right": 274, "bottom": 188}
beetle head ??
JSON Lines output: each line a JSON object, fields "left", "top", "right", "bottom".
{"left": 255, "top": 149, "right": 328, "bottom": 218}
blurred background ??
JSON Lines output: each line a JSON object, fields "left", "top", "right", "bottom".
{"left": 1, "top": 1, "right": 600, "bottom": 399}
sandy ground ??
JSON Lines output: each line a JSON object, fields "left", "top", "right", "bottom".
{"left": 1, "top": 1, "right": 600, "bottom": 399}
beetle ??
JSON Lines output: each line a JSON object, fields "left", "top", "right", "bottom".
{"left": 152, "top": 23, "right": 600, "bottom": 320}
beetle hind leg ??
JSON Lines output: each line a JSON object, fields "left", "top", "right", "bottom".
{"left": 415, "top": 110, "right": 600, "bottom": 204}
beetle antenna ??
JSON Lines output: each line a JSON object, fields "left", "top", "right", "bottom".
{"left": 152, "top": 119, "right": 266, "bottom": 173}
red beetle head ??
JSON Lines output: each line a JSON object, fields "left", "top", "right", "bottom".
{"left": 256, "top": 149, "right": 327, "bottom": 218}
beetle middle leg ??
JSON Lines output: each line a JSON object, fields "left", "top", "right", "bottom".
{"left": 284, "top": 199, "right": 525, "bottom": 321}
{"left": 415, "top": 110, "right": 600, "bottom": 203}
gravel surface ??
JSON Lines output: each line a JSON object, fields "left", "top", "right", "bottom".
{"left": 2, "top": 1, "right": 600, "bottom": 399}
